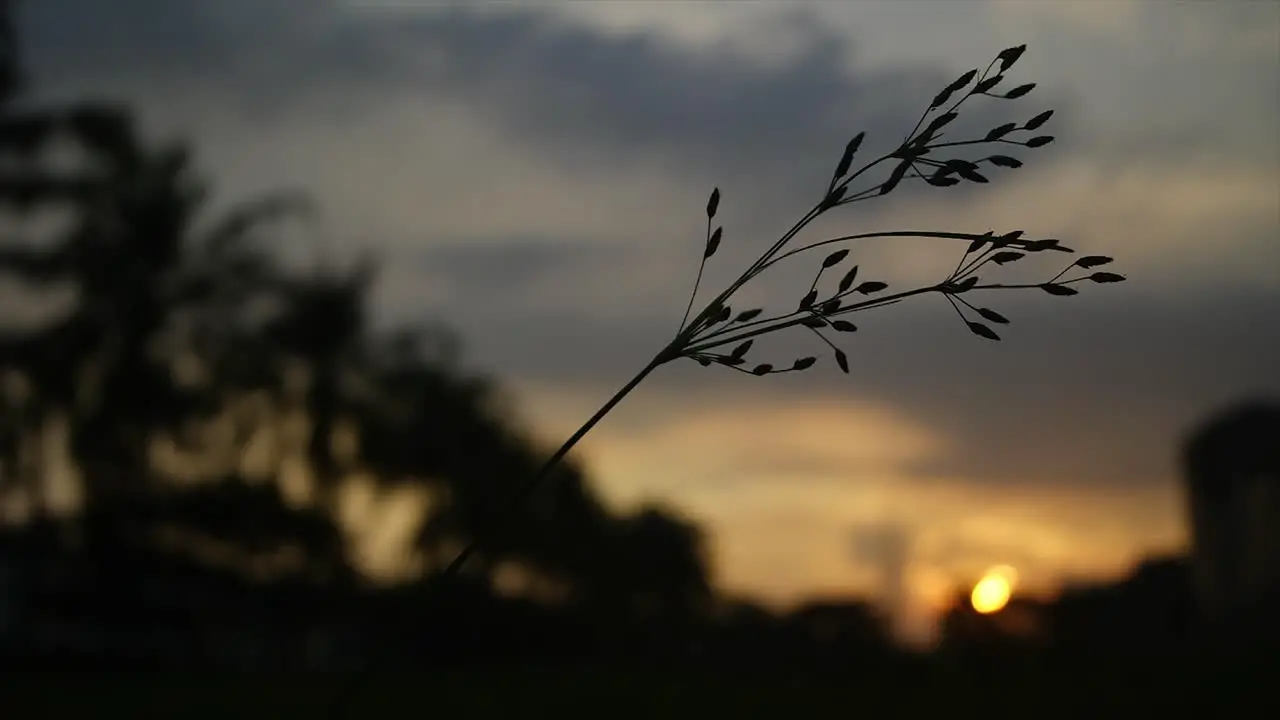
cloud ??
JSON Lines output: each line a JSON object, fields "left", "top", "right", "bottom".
{"left": 504, "top": 275, "right": 1280, "bottom": 487}
{"left": 12, "top": 0, "right": 1278, "bottom": 606}
{"left": 19, "top": 0, "right": 1052, "bottom": 229}
{"left": 989, "top": 0, "right": 1141, "bottom": 33}
{"left": 17, "top": 0, "right": 1277, "bottom": 485}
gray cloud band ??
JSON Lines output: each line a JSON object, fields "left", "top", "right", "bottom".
{"left": 18, "top": 0, "right": 1279, "bottom": 496}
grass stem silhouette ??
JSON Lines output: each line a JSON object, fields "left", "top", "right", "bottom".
{"left": 328, "top": 42, "right": 1124, "bottom": 716}
{"left": 438, "top": 350, "right": 670, "bottom": 578}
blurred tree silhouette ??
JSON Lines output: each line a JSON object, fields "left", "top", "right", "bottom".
{"left": 0, "top": 3, "right": 716, "bottom": 668}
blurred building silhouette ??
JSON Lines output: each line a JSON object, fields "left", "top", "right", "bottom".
{"left": 937, "top": 396, "right": 1280, "bottom": 657}
{"left": 0, "top": 545, "right": 14, "bottom": 649}
{"left": 1183, "top": 400, "right": 1280, "bottom": 637}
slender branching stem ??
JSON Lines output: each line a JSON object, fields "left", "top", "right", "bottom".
{"left": 440, "top": 349, "right": 671, "bottom": 578}
{"left": 942, "top": 291, "right": 970, "bottom": 323}
{"left": 678, "top": 216, "right": 714, "bottom": 333}
{"left": 686, "top": 286, "right": 940, "bottom": 354}
{"left": 804, "top": 322, "right": 842, "bottom": 353}
{"left": 956, "top": 244, "right": 1001, "bottom": 279}
{"left": 330, "top": 43, "right": 1123, "bottom": 719}
{"left": 329, "top": 349, "right": 670, "bottom": 719}
{"left": 763, "top": 229, "right": 1069, "bottom": 270}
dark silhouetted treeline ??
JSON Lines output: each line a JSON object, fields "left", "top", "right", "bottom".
{"left": 0, "top": 6, "right": 899, "bottom": 672}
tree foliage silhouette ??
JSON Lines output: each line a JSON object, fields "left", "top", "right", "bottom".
{"left": 0, "top": 4, "right": 714, "bottom": 671}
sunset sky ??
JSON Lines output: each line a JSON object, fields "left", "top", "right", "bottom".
{"left": 16, "top": 0, "right": 1279, "bottom": 639}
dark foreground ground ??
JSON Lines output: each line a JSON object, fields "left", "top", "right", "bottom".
{"left": 1, "top": 655, "right": 1273, "bottom": 719}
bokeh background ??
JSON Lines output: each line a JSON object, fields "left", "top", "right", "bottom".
{"left": 6, "top": 0, "right": 1279, "bottom": 649}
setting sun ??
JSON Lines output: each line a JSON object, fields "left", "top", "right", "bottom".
{"left": 970, "top": 566, "right": 1018, "bottom": 614}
